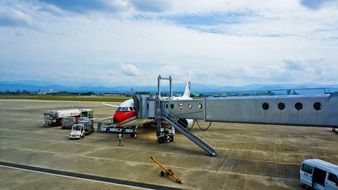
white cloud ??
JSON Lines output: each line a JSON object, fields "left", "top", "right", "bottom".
{"left": 0, "top": 5, "right": 32, "bottom": 26}
{"left": 120, "top": 62, "right": 140, "bottom": 76}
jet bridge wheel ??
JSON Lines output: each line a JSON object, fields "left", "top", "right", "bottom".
{"left": 157, "top": 136, "right": 173, "bottom": 143}
{"left": 130, "top": 132, "right": 137, "bottom": 138}
{"left": 158, "top": 137, "right": 164, "bottom": 144}
{"left": 302, "top": 184, "right": 309, "bottom": 189}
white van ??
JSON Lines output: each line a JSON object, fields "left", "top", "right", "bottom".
{"left": 300, "top": 159, "right": 338, "bottom": 190}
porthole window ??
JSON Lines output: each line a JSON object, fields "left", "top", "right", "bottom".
{"left": 170, "top": 104, "right": 174, "bottom": 109}
{"left": 278, "top": 102, "right": 285, "bottom": 110}
{"left": 313, "top": 102, "right": 322, "bottom": 111}
{"left": 188, "top": 104, "right": 192, "bottom": 109}
{"left": 295, "top": 102, "right": 303, "bottom": 110}
{"left": 179, "top": 103, "right": 184, "bottom": 109}
{"left": 262, "top": 103, "right": 269, "bottom": 110}
{"left": 197, "top": 103, "right": 203, "bottom": 109}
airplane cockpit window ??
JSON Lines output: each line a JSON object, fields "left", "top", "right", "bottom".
{"left": 117, "top": 107, "right": 130, "bottom": 112}
{"left": 117, "top": 107, "right": 129, "bottom": 112}
{"left": 328, "top": 173, "right": 337, "bottom": 184}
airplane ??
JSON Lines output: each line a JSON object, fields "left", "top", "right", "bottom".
{"left": 102, "top": 81, "right": 194, "bottom": 129}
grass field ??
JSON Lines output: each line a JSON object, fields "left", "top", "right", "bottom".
{"left": 0, "top": 95, "right": 130, "bottom": 102}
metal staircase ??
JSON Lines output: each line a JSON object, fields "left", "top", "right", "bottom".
{"left": 163, "top": 112, "right": 217, "bottom": 157}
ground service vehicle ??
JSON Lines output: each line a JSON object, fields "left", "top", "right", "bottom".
{"left": 79, "top": 109, "right": 94, "bottom": 118}
{"left": 97, "top": 117, "right": 136, "bottom": 136}
{"left": 79, "top": 118, "right": 94, "bottom": 135}
{"left": 300, "top": 159, "right": 338, "bottom": 190}
{"left": 97, "top": 117, "right": 114, "bottom": 132}
{"left": 42, "top": 109, "right": 93, "bottom": 127}
{"left": 69, "top": 118, "right": 94, "bottom": 139}
{"left": 69, "top": 124, "right": 85, "bottom": 139}
{"left": 62, "top": 116, "right": 79, "bottom": 129}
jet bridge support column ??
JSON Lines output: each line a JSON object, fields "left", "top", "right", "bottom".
{"left": 157, "top": 75, "right": 172, "bottom": 98}
{"left": 156, "top": 75, "right": 173, "bottom": 138}
{"left": 155, "top": 97, "right": 161, "bottom": 137}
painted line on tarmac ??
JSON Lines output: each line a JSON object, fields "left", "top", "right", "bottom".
{"left": 0, "top": 161, "right": 181, "bottom": 190}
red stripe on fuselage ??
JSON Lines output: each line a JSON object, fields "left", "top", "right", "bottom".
{"left": 113, "top": 111, "right": 137, "bottom": 124}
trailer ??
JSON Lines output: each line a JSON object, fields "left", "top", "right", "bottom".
{"left": 61, "top": 116, "right": 80, "bottom": 129}
{"left": 79, "top": 117, "right": 94, "bottom": 135}
{"left": 41, "top": 109, "right": 80, "bottom": 127}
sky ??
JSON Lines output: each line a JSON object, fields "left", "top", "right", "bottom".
{"left": 0, "top": 0, "right": 338, "bottom": 87}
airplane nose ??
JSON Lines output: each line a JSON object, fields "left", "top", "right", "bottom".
{"left": 113, "top": 113, "right": 121, "bottom": 123}
{"left": 113, "top": 112, "right": 122, "bottom": 123}
{"left": 113, "top": 111, "right": 136, "bottom": 124}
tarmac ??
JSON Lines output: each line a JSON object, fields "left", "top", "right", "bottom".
{"left": 0, "top": 99, "right": 337, "bottom": 190}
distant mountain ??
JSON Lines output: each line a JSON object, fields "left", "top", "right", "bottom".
{"left": 1, "top": 81, "right": 337, "bottom": 94}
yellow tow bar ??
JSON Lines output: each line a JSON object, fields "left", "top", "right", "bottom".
{"left": 150, "top": 157, "right": 182, "bottom": 184}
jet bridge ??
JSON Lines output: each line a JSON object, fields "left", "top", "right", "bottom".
{"left": 133, "top": 76, "right": 338, "bottom": 157}
{"left": 165, "top": 94, "right": 338, "bottom": 127}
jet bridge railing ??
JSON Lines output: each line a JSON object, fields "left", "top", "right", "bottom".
{"left": 162, "top": 111, "right": 217, "bottom": 157}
